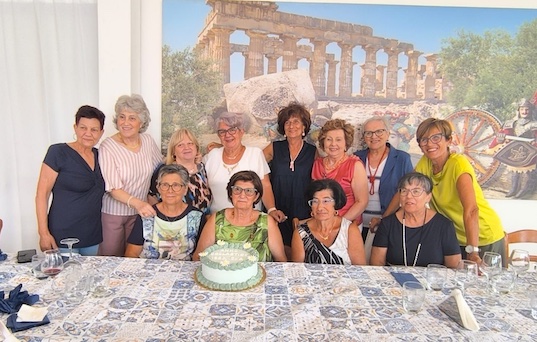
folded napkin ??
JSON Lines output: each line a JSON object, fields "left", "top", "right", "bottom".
{"left": 438, "top": 289, "right": 479, "bottom": 331}
{"left": 6, "top": 313, "right": 50, "bottom": 333}
{"left": 0, "top": 285, "right": 40, "bottom": 314}
{"left": 0, "top": 320, "right": 21, "bottom": 342}
{"left": 390, "top": 272, "right": 419, "bottom": 286}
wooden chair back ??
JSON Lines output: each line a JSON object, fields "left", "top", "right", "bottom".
{"left": 504, "top": 229, "right": 537, "bottom": 262}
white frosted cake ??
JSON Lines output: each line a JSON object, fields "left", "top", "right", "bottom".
{"left": 195, "top": 241, "right": 264, "bottom": 291}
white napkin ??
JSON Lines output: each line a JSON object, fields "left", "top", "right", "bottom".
{"left": 0, "top": 320, "right": 21, "bottom": 342}
{"left": 438, "top": 289, "right": 479, "bottom": 331}
{"left": 16, "top": 304, "right": 48, "bottom": 323}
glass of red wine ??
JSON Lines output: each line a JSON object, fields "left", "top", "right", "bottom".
{"left": 41, "top": 249, "right": 64, "bottom": 277}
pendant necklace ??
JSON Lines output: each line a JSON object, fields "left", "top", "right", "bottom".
{"left": 402, "top": 211, "right": 427, "bottom": 267}
{"left": 367, "top": 147, "right": 388, "bottom": 195}
{"left": 289, "top": 140, "right": 304, "bottom": 172}
{"left": 223, "top": 162, "right": 239, "bottom": 175}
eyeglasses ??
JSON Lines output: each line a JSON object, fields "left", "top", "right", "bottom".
{"left": 231, "top": 185, "right": 258, "bottom": 197}
{"left": 176, "top": 141, "right": 195, "bottom": 149}
{"left": 308, "top": 198, "right": 336, "bottom": 206}
{"left": 217, "top": 127, "right": 239, "bottom": 137}
{"left": 399, "top": 188, "right": 426, "bottom": 197}
{"left": 363, "top": 129, "right": 387, "bottom": 138}
{"left": 158, "top": 182, "right": 185, "bottom": 192}
{"left": 418, "top": 133, "right": 444, "bottom": 146}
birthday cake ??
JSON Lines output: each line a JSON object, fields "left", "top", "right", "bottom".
{"left": 195, "top": 241, "right": 264, "bottom": 291}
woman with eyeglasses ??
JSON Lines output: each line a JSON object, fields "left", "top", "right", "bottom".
{"left": 291, "top": 179, "right": 366, "bottom": 265}
{"left": 204, "top": 112, "right": 283, "bottom": 223}
{"left": 382, "top": 118, "right": 505, "bottom": 265}
{"left": 149, "top": 128, "right": 212, "bottom": 214}
{"left": 193, "top": 171, "right": 286, "bottom": 262}
{"left": 370, "top": 172, "right": 461, "bottom": 268}
{"left": 354, "top": 116, "right": 413, "bottom": 246}
{"left": 125, "top": 164, "right": 205, "bottom": 260}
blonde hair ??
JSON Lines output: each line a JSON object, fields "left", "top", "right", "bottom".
{"left": 165, "top": 128, "right": 200, "bottom": 164}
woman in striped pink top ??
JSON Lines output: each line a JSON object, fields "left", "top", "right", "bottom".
{"left": 98, "top": 94, "right": 162, "bottom": 256}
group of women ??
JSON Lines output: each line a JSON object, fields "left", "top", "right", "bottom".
{"left": 35, "top": 95, "right": 506, "bottom": 269}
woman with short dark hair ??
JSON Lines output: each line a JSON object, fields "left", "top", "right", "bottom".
{"left": 291, "top": 179, "right": 366, "bottom": 265}
{"left": 193, "top": 171, "right": 286, "bottom": 262}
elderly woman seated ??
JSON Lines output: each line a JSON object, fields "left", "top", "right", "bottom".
{"left": 291, "top": 179, "right": 366, "bottom": 265}
{"left": 125, "top": 164, "right": 205, "bottom": 260}
{"left": 370, "top": 172, "right": 461, "bottom": 268}
{"left": 193, "top": 171, "right": 287, "bottom": 262}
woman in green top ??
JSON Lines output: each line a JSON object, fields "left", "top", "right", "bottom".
{"left": 193, "top": 171, "right": 287, "bottom": 262}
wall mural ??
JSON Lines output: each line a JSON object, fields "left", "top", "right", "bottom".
{"left": 162, "top": 0, "right": 537, "bottom": 200}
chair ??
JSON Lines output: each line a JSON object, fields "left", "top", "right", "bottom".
{"left": 504, "top": 229, "right": 537, "bottom": 262}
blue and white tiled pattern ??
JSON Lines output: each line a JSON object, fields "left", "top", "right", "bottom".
{"left": 1, "top": 255, "right": 537, "bottom": 341}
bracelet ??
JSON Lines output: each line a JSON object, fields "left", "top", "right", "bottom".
{"left": 127, "top": 196, "right": 134, "bottom": 208}
{"left": 267, "top": 207, "right": 277, "bottom": 214}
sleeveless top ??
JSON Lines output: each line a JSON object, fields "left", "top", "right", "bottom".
{"left": 214, "top": 209, "right": 272, "bottom": 261}
{"left": 297, "top": 218, "right": 352, "bottom": 265}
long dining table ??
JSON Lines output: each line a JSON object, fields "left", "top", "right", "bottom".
{"left": 1, "top": 254, "right": 536, "bottom": 341}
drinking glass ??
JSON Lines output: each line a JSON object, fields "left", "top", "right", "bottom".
{"left": 426, "top": 264, "right": 447, "bottom": 291}
{"left": 480, "top": 252, "right": 502, "bottom": 293}
{"left": 41, "top": 249, "right": 64, "bottom": 277}
{"left": 490, "top": 268, "right": 516, "bottom": 295}
{"left": 53, "top": 265, "right": 91, "bottom": 304}
{"left": 91, "top": 271, "right": 112, "bottom": 298}
{"left": 31, "top": 254, "right": 47, "bottom": 279}
{"left": 402, "top": 281, "right": 425, "bottom": 313}
{"left": 455, "top": 260, "right": 478, "bottom": 293}
{"left": 60, "top": 237, "right": 82, "bottom": 268}
{"left": 509, "top": 249, "right": 530, "bottom": 290}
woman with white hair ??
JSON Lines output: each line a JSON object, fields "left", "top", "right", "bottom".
{"left": 99, "top": 94, "right": 162, "bottom": 256}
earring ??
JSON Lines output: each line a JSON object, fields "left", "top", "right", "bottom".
{"left": 302, "top": 132, "right": 305, "bottom": 137}
{"left": 425, "top": 202, "right": 430, "bottom": 209}
{"left": 283, "top": 134, "right": 286, "bottom": 138}
{"left": 334, "top": 210, "right": 339, "bottom": 216}
{"left": 399, "top": 203, "right": 402, "bottom": 207}
{"left": 310, "top": 211, "right": 315, "bottom": 218}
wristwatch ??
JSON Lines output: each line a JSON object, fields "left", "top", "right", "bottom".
{"left": 465, "top": 245, "right": 480, "bottom": 254}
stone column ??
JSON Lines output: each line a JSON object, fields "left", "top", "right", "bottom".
{"left": 310, "top": 38, "right": 328, "bottom": 97}
{"left": 362, "top": 44, "right": 379, "bottom": 98}
{"left": 405, "top": 50, "right": 421, "bottom": 99}
{"left": 211, "top": 27, "right": 233, "bottom": 84}
{"left": 266, "top": 54, "right": 278, "bottom": 74}
{"left": 338, "top": 42, "right": 354, "bottom": 98}
{"left": 376, "top": 65, "right": 385, "bottom": 93}
{"left": 326, "top": 58, "right": 338, "bottom": 97}
{"left": 424, "top": 54, "right": 437, "bottom": 100}
{"left": 385, "top": 47, "right": 399, "bottom": 99}
{"left": 281, "top": 34, "right": 299, "bottom": 71}
{"left": 245, "top": 30, "right": 267, "bottom": 79}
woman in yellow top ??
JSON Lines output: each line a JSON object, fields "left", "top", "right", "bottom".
{"left": 413, "top": 118, "right": 504, "bottom": 264}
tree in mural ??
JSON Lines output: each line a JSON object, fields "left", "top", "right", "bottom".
{"left": 161, "top": 45, "right": 222, "bottom": 147}
{"left": 439, "top": 19, "right": 537, "bottom": 121}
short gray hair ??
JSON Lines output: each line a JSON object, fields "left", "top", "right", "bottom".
{"left": 157, "top": 164, "right": 190, "bottom": 186}
{"left": 113, "top": 94, "right": 151, "bottom": 133}
{"left": 214, "top": 112, "right": 245, "bottom": 131}
{"left": 362, "top": 115, "right": 391, "bottom": 133}
{"left": 397, "top": 172, "right": 433, "bottom": 194}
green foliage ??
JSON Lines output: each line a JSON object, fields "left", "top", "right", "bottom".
{"left": 439, "top": 20, "right": 537, "bottom": 121}
{"left": 161, "top": 45, "right": 222, "bottom": 147}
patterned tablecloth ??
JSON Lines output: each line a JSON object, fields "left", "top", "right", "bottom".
{"left": 1, "top": 255, "right": 537, "bottom": 341}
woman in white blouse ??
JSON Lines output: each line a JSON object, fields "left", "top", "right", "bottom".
{"left": 98, "top": 94, "right": 162, "bottom": 256}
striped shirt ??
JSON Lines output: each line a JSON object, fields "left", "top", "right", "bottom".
{"left": 99, "top": 133, "right": 162, "bottom": 216}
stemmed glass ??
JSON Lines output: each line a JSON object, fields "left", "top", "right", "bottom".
{"left": 60, "top": 237, "right": 82, "bottom": 268}
{"left": 509, "top": 249, "right": 530, "bottom": 290}
{"left": 455, "top": 260, "right": 479, "bottom": 295}
{"left": 41, "top": 249, "right": 64, "bottom": 277}
{"left": 480, "top": 252, "right": 502, "bottom": 293}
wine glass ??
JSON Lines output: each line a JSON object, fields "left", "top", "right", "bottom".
{"left": 509, "top": 249, "right": 530, "bottom": 290}
{"left": 41, "top": 249, "right": 64, "bottom": 277}
{"left": 480, "top": 252, "right": 502, "bottom": 293}
{"left": 60, "top": 237, "right": 82, "bottom": 268}
{"left": 455, "top": 260, "right": 478, "bottom": 295}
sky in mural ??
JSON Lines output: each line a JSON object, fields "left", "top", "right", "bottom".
{"left": 163, "top": 1, "right": 537, "bottom": 86}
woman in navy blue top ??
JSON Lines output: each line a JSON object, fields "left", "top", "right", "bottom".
{"left": 35, "top": 106, "right": 106, "bottom": 256}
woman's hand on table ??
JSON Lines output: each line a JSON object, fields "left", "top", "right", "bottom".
{"left": 39, "top": 233, "right": 58, "bottom": 251}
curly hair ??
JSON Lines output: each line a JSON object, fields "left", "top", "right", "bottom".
{"left": 113, "top": 94, "right": 151, "bottom": 133}
{"left": 276, "top": 103, "right": 312, "bottom": 136}
{"left": 318, "top": 119, "right": 355, "bottom": 151}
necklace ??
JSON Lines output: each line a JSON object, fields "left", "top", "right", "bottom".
{"left": 118, "top": 134, "right": 140, "bottom": 149}
{"left": 289, "top": 140, "right": 304, "bottom": 172}
{"left": 402, "top": 210, "right": 427, "bottom": 267}
{"left": 367, "top": 147, "right": 388, "bottom": 195}
{"left": 223, "top": 162, "right": 239, "bottom": 175}
{"left": 317, "top": 219, "right": 338, "bottom": 240}
{"left": 323, "top": 154, "right": 347, "bottom": 173}
{"left": 224, "top": 145, "right": 244, "bottom": 160}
